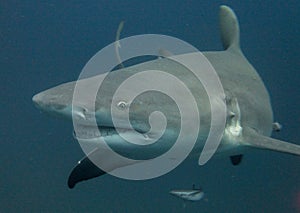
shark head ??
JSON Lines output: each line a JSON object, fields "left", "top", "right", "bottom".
{"left": 32, "top": 66, "right": 186, "bottom": 149}
{"left": 32, "top": 81, "right": 76, "bottom": 119}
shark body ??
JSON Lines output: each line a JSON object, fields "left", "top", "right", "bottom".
{"left": 32, "top": 6, "right": 300, "bottom": 188}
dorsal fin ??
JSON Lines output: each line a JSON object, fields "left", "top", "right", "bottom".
{"left": 219, "top": 5, "right": 240, "bottom": 51}
{"left": 115, "top": 20, "right": 125, "bottom": 68}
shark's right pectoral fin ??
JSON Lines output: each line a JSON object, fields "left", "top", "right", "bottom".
{"left": 68, "top": 148, "right": 106, "bottom": 189}
{"left": 68, "top": 147, "right": 139, "bottom": 188}
{"left": 243, "top": 127, "right": 300, "bottom": 156}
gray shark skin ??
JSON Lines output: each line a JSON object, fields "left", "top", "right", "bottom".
{"left": 32, "top": 5, "right": 300, "bottom": 188}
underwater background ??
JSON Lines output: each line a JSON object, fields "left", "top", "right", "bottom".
{"left": 1, "top": 0, "right": 299, "bottom": 212}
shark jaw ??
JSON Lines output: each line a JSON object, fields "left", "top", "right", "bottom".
{"left": 72, "top": 124, "right": 156, "bottom": 147}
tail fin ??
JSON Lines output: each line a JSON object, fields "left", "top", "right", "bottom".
{"left": 243, "top": 127, "right": 300, "bottom": 156}
{"left": 219, "top": 5, "right": 240, "bottom": 51}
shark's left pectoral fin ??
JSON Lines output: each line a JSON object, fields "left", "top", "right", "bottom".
{"left": 243, "top": 127, "right": 300, "bottom": 156}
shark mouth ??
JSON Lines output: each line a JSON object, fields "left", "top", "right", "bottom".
{"left": 72, "top": 125, "right": 147, "bottom": 140}
{"left": 73, "top": 126, "right": 116, "bottom": 139}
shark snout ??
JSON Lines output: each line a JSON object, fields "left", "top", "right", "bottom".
{"left": 32, "top": 93, "right": 44, "bottom": 109}
{"left": 32, "top": 90, "right": 67, "bottom": 113}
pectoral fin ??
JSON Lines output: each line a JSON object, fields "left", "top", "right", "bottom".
{"left": 243, "top": 127, "right": 300, "bottom": 156}
{"left": 68, "top": 148, "right": 106, "bottom": 189}
{"left": 68, "top": 147, "right": 139, "bottom": 188}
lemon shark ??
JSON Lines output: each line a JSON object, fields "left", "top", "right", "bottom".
{"left": 32, "top": 6, "right": 300, "bottom": 188}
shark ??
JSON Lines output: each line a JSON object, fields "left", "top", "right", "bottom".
{"left": 32, "top": 5, "right": 300, "bottom": 189}
{"left": 170, "top": 185, "right": 205, "bottom": 202}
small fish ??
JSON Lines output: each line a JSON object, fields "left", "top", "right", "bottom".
{"left": 169, "top": 185, "right": 204, "bottom": 202}
{"left": 272, "top": 122, "right": 282, "bottom": 132}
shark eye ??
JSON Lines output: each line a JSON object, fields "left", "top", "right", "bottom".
{"left": 117, "top": 101, "right": 128, "bottom": 110}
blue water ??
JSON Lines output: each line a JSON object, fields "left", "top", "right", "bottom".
{"left": 1, "top": 1, "right": 299, "bottom": 212}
